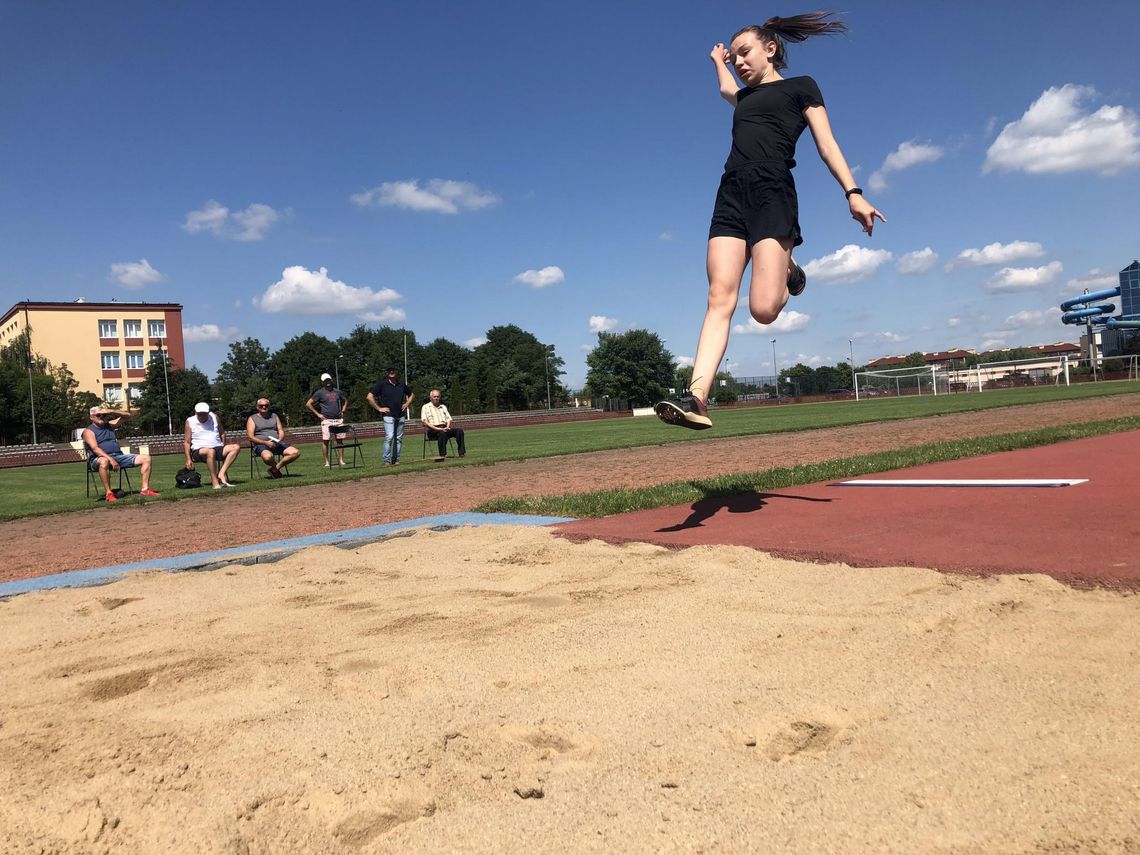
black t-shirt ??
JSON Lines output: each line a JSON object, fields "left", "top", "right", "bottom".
{"left": 724, "top": 76, "right": 825, "bottom": 172}
{"left": 370, "top": 379, "right": 411, "bottom": 416}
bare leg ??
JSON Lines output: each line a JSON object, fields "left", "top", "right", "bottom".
{"left": 321, "top": 440, "right": 330, "bottom": 465}
{"left": 691, "top": 237, "right": 750, "bottom": 403}
{"left": 203, "top": 448, "right": 220, "bottom": 487}
{"left": 279, "top": 447, "right": 300, "bottom": 467}
{"left": 219, "top": 445, "right": 239, "bottom": 483}
{"left": 747, "top": 237, "right": 794, "bottom": 324}
{"left": 98, "top": 460, "right": 112, "bottom": 493}
{"left": 138, "top": 454, "right": 153, "bottom": 491}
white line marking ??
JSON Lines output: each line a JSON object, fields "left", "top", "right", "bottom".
{"left": 836, "top": 478, "right": 1088, "bottom": 488}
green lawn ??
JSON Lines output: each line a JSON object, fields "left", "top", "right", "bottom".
{"left": 3, "top": 382, "right": 1138, "bottom": 522}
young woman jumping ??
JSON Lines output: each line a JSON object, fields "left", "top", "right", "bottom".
{"left": 656, "top": 12, "right": 885, "bottom": 429}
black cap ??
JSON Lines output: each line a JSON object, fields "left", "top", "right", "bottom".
{"left": 385, "top": 364, "right": 397, "bottom": 372}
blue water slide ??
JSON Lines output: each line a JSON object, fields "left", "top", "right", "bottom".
{"left": 1105, "top": 317, "right": 1140, "bottom": 329}
{"left": 1061, "top": 304, "right": 1115, "bottom": 323}
{"left": 1060, "top": 286, "right": 1120, "bottom": 311}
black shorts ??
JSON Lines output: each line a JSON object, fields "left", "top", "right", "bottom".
{"left": 708, "top": 161, "right": 802, "bottom": 249}
{"left": 191, "top": 446, "right": 225, "bottom": 463}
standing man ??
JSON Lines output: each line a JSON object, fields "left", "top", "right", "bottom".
{"left": 246, "top": 397, "right": 301, "bottom": 478}
{"left": 420, "top": 388, "right": 466, "bottom": 460}
{"left": 83, "top": 403, "right": 160, "bottom": 501}
{"left": 367, "top": 364, "right": 413, "bottom": 466}
{"left": 184, "top": 402, "right": 240, "bottom": 489}
{"left": 307, "top": 372, "right": 348, "bottom": 467}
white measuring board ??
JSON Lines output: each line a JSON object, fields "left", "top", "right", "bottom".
{"left": 835, "top": 478, "right": 1088, "bottom": 488}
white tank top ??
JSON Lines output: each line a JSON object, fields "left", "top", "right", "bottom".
{"left": 188, "top": 413, "right": 222, "bottom": 449}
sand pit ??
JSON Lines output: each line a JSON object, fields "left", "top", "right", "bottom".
{"left": 2, "top": 526, "right": 1138, "bottom": 853}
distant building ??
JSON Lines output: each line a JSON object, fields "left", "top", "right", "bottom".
{"left": 0, "top": 300, "right": 185, "bottom": 404}
{"left": 865, "top": 343, "right": 1079, "bottom": 371}
{"left": 1099, "top": 260, "right": 1140, "bottom": 357}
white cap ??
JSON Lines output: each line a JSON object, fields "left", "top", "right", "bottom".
{"left": 194, "top": 402, "right": 210, "bottom": 413}
{"left": 89, "top": 405, "right": 105, "bottom": 417}
{"left": 320, "top": 373, "right": 332, "bottom": 381}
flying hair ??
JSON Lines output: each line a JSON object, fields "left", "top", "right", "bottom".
{"left": 732, "top": 11, "right": 848, "bottom": 71}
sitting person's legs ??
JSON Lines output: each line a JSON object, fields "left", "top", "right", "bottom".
{"left": 193, "top": 447, "right": 223, "bottom": 487}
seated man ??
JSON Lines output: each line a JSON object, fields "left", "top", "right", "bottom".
{"left": 420, "top": 388, "right": 466, "bottom": 460}
{"left": 83, "top": 404, "right": 160, "bottom": 501}
{"left": 184, "top": 402, "right": 240, "bottom": 489}
{"left": 246, "top": 397, "right": 301, "bottom": 478}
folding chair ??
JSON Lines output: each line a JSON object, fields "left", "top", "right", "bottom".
{"left": 328, "top": 424, "right": 365, "bottom": 468}
{"left": 249, "top": 443, "right": 291, "bottom": 479}
{"left": 422, "top": 427, "right": 456, "bottom": 459}
{"left": 75, "top": 441, "right": 134, "bottom": 499}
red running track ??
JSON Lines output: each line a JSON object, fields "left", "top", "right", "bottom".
{"left": 554, "top": 431, "right": 1140, "bottom": 589}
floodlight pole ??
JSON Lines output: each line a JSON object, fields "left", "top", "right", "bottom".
{"left": 770, "top": 339, "right": 778, "bottom": 395}
{"left": 544, "top": 345, "right": 552, "bottom": 410}
{"left": 23, "top": 303, "right": 38, "bottom": 444}
{"left": 335, "top": 354, "right": 342, "bottom": 390}
{"left": 158, "top": 339, "right": 173, "bottom": 435}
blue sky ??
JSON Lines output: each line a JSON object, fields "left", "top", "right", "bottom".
{"left": 4, "top": 0, "right": 1140, "bottom": 388}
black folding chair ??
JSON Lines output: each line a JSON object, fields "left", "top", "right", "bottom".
{"left": 249, "top": 443, "right": 291, "bottom": 479}
{"left": 422, "top": 427, "right": 456, "bottom": 459}
{"left": 328, "top": 424, "right": 365, "bottom": 468}
{"left": 78, "top": 443, "right": 134, "bottom": 499}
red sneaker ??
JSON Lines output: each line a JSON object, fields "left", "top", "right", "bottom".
{"left": 140, "top": 488, "right": 160, "bottom": 497}
{"left": 105, "top": 491, "right": 118, "bottom": 502}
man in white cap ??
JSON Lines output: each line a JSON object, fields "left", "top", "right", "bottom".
{"left": 183, "top": 402, "right": 240, "bottom": 488}
{"left": 82, "top": 403, "right": 160, "bottom": 501}
{"left": 306, "top": 372, "right": 348, "bottom": 467}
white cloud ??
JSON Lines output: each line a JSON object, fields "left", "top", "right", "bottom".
{"left": 659, "top": 232, "right": 675, "bottom": 241}
{"left": 947, "top": 318, "right": 960, "bottom": 328}
{"left": 183, "top": 200, "right": 281, "bottom": 241}
{"left": 985, "top": 84, "right": 1140, "bottom": 175}
{"left": 673, "top": 355, "right": 695, "bottom": 368}
{"left": 358, "top": 307, "right": 408, "bottom": 324}
{"left": 514, "top": 266, "right": 564, "bottom": 289}
{"left": 795, "top": 353, "right": 827, "bottom": 367}
{"left": 589, "top": 315, "right": 618, "bottom": 333}
{"left": 897, "top": 248, "right": 939, "bottom": 275}
{"left": 981, "top": 333, "right": 1011, "bottom": 349}
{"left": 802, "top": 245, "right": 893, "bottom": 284}
{"left": 183, "top": 323, "right": 239, "bottom": 343}
{"left": 733, "top": 309, "right": 811, "bottom": 335}
{"left": 948, "top": 240, "right": 1044, "bottom": 269}
{"left": 1065, "top": 268, "right": 1118, "bottom": 293}
{"left": 351, "top": 179, "right": 499, "bottom": 214}
{"left": 254, "top": 266, "right": 404, "bottom": 316}
{"left": 1003, "top": 310, "right": 1047, "bottom": 328}
{"left": 110, "top": 258, "right": 164, "bottom": 289}
{"left": 464, "top": 336, "right": 488, "bottom": 348}
{"left": 985, "top": 261, "right": 1063, "bottom": 292}
{"left": 868, "top": 140, "right": 944, "bottom": 191}
{"left": 880, "top": 331, "right": 909, "bottom": 343}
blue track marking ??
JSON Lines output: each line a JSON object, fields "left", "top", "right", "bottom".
{"left": 0, "top": 512, "right": 574, "bottom": 599}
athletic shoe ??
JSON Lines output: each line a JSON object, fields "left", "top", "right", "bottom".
{"left": 140, "top": 488, "right": 160, "bottom": 497}
{"left": 654, "top": 394, "right": 712, "bottom": 430}
{"left": 105, "top": 491, "right": 118, "bottom": 502}
{"left": 268, "top": 465, "right": 282, "bottom": 479}
{"left": 787, "top": 258, "right": 807, "bottom": 297}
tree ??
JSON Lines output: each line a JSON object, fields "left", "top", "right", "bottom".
{"left": 585, "top": 329, "right": 674, "bottom": 406}
{"left": 471, "top": 325, "right": 557, "bottom": 410}
{"left": 266, "top": 332, "right": 338, "bottom": 404}
{"left": 901, "top": 352, "right": 928, "bottom": 368}
{"left": 135, "top": 357, "right": 211, "bottom": 434}
{"left": 0, "top": 332, "right": 97, "bottom": 443}
{"left": 213, "top": 337, "right": 272, "bottom": 430}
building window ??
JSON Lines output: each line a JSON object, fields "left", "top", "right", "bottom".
{"left": 98, "top": 319, "right": 118, "bottom": 338}
{"left": 147, "top": 319, "right": 166, "bottom": 339}
{"left": 128, "top": 384, "right": 143, "bottom": 401}
{"left": 149, "top": 349, "right": 165, "bottom": 364}
{"left": 104, "top": 384, "right": 124, "bottom": 403}
{"left": 127, "top": 351, "right": 146, "bottom": 369}
{"left": 124, "top": 319, "right": 142, "bottom": 338}
{"left": 101, "top": 352, "right": 120, "bottom": 370}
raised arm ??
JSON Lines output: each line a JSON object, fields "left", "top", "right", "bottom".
{"left": 804, "top": 105, "right": 886, "bottom": 236}
{"left": 710, "top": 43, "right": 740, "bottom": 105}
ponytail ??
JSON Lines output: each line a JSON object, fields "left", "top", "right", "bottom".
{"left": 732, "top": 11, "right": 848, "bottom": 71}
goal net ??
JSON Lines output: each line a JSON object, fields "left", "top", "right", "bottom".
{"left": 855, "top": 365, "right": 948, "bottom": 398}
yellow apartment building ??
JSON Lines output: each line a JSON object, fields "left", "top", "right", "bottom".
{"left": 0, "top": 300, "right": 185, "bottom": 404}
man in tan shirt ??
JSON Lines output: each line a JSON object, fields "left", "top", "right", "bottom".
{"left": 420, "top": 389, "right": 466, "bottom": 460}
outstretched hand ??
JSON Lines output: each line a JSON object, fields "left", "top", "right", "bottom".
{"left": 850, "top": 196, "right": 886, "bottom": 237}
{"left": 710, "top": 43, "right": 730, "bottom": 64}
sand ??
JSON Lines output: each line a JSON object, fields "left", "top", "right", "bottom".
{"left": 2, "top": 526, "right": 1138, "bottom": 854}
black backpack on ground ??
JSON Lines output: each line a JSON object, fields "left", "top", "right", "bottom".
{"left": 175, "top": 467, "right": 202, "bottom": 489}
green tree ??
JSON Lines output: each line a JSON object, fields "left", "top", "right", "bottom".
{"left": 266, "top": 332, "right": 338, "bottom": 404}
{"left": 471, "top": 325, "right": 557, "bottom": 410}
{"left": 584, "top": 329, "right": 674, "bottom": 406}
{"left": 901, "top": 352, "right": 928, "bottom": 368}
{"left": 213, "top": 337, "right": 273, "bottom": 430}
{"left": 0, "top": 332, "right": 97, "bottom": 443}
{"left": 135, "top": 356, "right": 211, "bottom": 434}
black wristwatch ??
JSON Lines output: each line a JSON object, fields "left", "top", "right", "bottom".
{"left": 845, "top": 187, "right": 863, "bottom": 199}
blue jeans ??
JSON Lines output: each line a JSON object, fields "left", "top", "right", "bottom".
{"left": 383, "top": 415, "right": 405, "bottom": 463}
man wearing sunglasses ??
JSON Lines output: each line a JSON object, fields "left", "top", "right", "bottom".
{"left": 246, "top": 398, "right": 301, "bottom": 478}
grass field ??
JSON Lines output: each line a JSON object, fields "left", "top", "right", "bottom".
{"left": 4, "top": 382, "right": 1139, "bottom": 522}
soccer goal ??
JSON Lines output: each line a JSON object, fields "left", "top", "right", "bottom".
{"left": 854, "top": 365, "right": 948, "bottom": 399}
